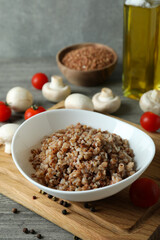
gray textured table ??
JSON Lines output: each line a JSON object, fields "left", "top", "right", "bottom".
{"left": 0, "top": 58, "right": 143, "bottom": 240}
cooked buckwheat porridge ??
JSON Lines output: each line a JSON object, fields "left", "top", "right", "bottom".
{"left": 30, "top": 123, "right": 136, "bottom": 191}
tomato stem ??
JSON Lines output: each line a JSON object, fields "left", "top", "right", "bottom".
{"left": 31, "top": 104, "right": 38, "bottom": 110}
{"left": 4, "top": 102, "right": 10, "bottom": 106}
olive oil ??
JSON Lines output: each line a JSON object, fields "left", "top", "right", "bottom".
{"left": 153, "top": 6, "right": 160, "bottom": 90}
{"left": 122, "top": 3, "right": 158, "bottom": 100}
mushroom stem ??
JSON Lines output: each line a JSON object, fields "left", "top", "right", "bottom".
{"left": 0, "top": 123, "right": 19, "bottom": 154}
{"left": 50, "top": 76, "right": 64, "bottom": 89}
{"left": 5, "top": 142, "right": 11, "bottom": 154}
{"left": 99, "top": 88, "right": 114, "bottom": 102}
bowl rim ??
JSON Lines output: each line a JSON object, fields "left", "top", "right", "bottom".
{"left": 12, "top": 109, "right": 155, "bottom": 196}
{"left": 56, "top": 42, "right": 118, "bottom": 73}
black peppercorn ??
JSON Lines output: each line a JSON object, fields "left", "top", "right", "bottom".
{"left": 84, "top": 202, "right": 89, "bottom": 208}
{"left": 30, "top": 229, "right": 36, "bottom": 234}
{"left": 60, "top": 200, "right": 64, "bottom": 205}
{"left": 37, "top": 233, "right": 42, "bottom": 239}
{"left": 39, "top": 190, "right": 46, "bottom": 195}
{"left": 12, "top": 208, "right": 18, "bottom": 213}
{"left": 52, "top": 196, "right": 58, "bottom": 201}
{"left": 47, "top": 194, "right": 53, "bottom": 199}
{"left": 63, "top": 201, "right": 70, "bottom": 207}
{"left": 90, "top": 206, "right": 96, "bottom": 212}
{"left": 74, "top": 236, "right": 81, "bottom": 240}
{"left": 62, "top": 209, "right": 68, "bottom": 215}
{"left": 32, "top": 195, "right": 37, "bottom": 200}
{"left": 23, "top": 228, "right": 29, "bottom": 234}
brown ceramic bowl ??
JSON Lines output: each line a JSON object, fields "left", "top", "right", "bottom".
{"left": 56, "top": 43, "right": 118, "bottom": 87}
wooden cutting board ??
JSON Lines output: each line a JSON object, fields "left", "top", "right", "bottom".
{"left": 0, "top": 101, "right": 160, "bottom": 240}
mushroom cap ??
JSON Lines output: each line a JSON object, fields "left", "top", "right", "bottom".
{"left": 42, "top": 82, "right": 71, "bottom": 102}
{"left": 139, "top": 90, "right": 160, "bottom": 115}
{"left": 0, "top": 124, "right": 19, "bottom": 143}
{"left": 6, "top": 87, "right": 33, "bottom": 112}
{"left": 65, "top": 93, "right": 94, "bottom": 111}
{"left": 42, "top": 76, "right": 71, "bottom": 103}
{"left": 92, "top": 88, "right": 121, "bottom": 113}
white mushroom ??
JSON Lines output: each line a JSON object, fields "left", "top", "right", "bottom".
{"left": 65, "top": 93, "right": 94, "bottom": 111}
{"left": 0, "top": 124, "right": 19, "bottom": 154}
{"left": 42, "top": 75, "right": 71, "bottom": 102}
{"left": 92, "top": 88, "right": 121, "bottom": 113}
{"left": 139, "top": 90, "right": 160, "bottom": 115}
{"left": 6, "top": 87, "right": 33, "bottom": 112}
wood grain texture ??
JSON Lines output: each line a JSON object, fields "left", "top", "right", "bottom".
{"left": 0, "top": 102, "right": 160, "bottom": 240}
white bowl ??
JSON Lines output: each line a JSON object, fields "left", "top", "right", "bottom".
{"left": 12, "top": 109, "right": 155, "bottom": 202}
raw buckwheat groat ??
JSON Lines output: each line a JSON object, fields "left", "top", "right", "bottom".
{"left": 62, "top": 46, "right": 114, "bottom": 71}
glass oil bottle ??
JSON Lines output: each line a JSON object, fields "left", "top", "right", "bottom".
{"left": 122, "top": 0, "right": 160, "bottom": 100}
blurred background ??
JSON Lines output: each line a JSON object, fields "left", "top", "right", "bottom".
{"left": 0, "top": 0, "right": 123, "bottom": 60}
{"left": 1, "top": 0, "right": 139, "bottom": 124}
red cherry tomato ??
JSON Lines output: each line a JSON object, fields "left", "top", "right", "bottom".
{"left": 140, "top": 112, "right": 160, "bottom": 132}
{"left": 0, "top": 101, "right": 5, "bottom": 105}
{"left": 0, "top": 101, "right": 12, "bottom": 122}
{"left": 24, "top": 105, "right": 46, "bottom": 120}
{"left": 31, "top": 73, "right": 48, "bottom": 90}
{"left": 129, "top": 178, "right": 160, "bottom": 208}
